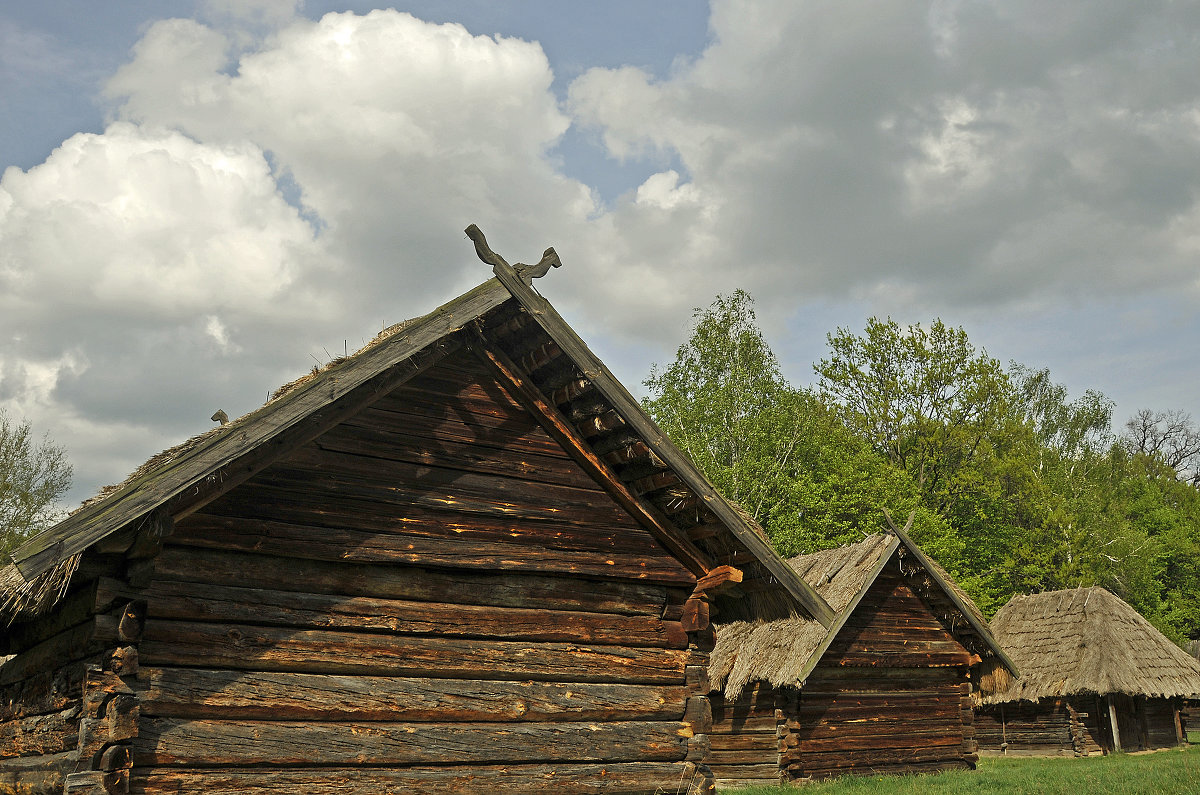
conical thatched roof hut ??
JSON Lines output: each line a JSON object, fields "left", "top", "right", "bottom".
{"left": 977, "top": 587, "right": 1200, "bottom": 756}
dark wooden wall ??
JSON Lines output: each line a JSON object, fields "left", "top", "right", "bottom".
{"left": 976, "top": 700, "right": 1084, "bottom": 756}
{"left": 2, "top": 350, "right": 714, "bottom": 794}
{"left": 707, "top": 683, "right": 783, "bottom": 789}
{"left": 781, "top": 567, "right": 976, "bottom": 781}
{"left": 977, "top": 695, "right": 1186, "bottom": 757}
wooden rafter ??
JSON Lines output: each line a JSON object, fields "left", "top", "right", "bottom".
{"left": 468, "top": 331, "right": 713, "bottom": 579}
{"left": 489, "top": 257, "right": 836, "bottom": 627}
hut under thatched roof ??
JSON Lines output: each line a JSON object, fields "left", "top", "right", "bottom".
{"left": 0, "top": 227, "right": 837, "bottom": 795}
{"left": 976, "top": 586, "right": 1200, "bottom": 756}
{"left": 704, "top": 523, "right": 1015, "bottom": 787}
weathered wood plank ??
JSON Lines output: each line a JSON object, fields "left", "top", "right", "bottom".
{"left": 138, "top": 620, "right": 690, "bottom": 683}
{"left": 184, "top": 499, "right": 664, "bottom": 556}
{"left": 787, "top": 729, "right": 963, "bottom": 753}
{"left": 139, "top": 580, "right": 688, "bottom": 648}
{"left": 787, "top": 714, "right": 966, "bottom": 741}
{"left": 148, "top": 546, "right": 668, "bottom": 616}
{"left": 0, "top": 707, "right": 81, "bottom": 758}
{"left": 314, "top": 422, "right": 594, "bottom": 489}
{"left": 133, "top": 719, "right": 692, "bottom": 766}
{"left": 165, "top": 518, "right": 695, "bottom": 584}
{"left": 0, "top": 620, "right": 112, "bottom": 686}
{"left": 135, "top": 667, "right": 689, "bottom": 722}
{"left": 345, "top": 403, "right": 566, "bottom": 458}
{"left": 0, "top": 750, "right": 76, "bottom": 794}
{"left": 260, "top": 448, "right": 635, "bottom": 523}
{"left": 0, "top": 662, "right": 87, "bottom": 722}
{"left": 129, "top": 762, "right": 705, "bottom": 794}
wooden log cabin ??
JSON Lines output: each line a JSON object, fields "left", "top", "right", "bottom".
{"left": 0, "top": 227, "right": 839, "bottom": 795}
{"left": 706, "top": 522, "right": 1016, "bottom": 788}
{"left": 976, "top": 587, "right": 1200, "bottom": 756}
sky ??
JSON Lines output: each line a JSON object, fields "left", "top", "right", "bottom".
{"left": 3, "top": 0, "right": 1199, "bottom": 509}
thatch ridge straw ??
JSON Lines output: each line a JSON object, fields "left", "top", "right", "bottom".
{"left": 979, "top": 586, "right": 1200, "bottom": 704}
{"left": 709, "top": 534, "right": 896, "bottom": 699}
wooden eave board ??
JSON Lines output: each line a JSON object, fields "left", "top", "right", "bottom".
{"left": 890, "top": 524, "right": 1019, "bottom": 676}
{"left": 797, "top": 536, "right": 901, "bottom": 684}
{"left": 492, "top": 261, "right": 836, "bottom": 627}
{"left": 12, "top": 278, "right": 515, "bottom": 580}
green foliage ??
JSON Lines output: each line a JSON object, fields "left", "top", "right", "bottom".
{"left": 648, "top": 292, "right": 1200, "bottom": 642}
{"left": 0, "top": 410, "right": 72, "bottom": 556}
{"left": 643, "top": 293, "right": 938, "bottom": 557}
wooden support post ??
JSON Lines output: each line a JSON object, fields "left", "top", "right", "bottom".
{"left": 1108, "top": 695, "right": 1122, "bottom": 753}
{"left": 1174, "top": 699, "right": 1185, "bottom": 746}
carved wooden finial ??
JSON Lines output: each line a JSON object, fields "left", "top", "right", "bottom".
{"left": 211, "top": 409, "right": 229, "bottom": 425}
{"left": 465, "top": 224, "right": 562, "bottom": 284}
{"left": 522, "top": 247, "right": 562, "bottom": 280}
{"left": 464, "top": 224, "right": 510, "bottom": 270}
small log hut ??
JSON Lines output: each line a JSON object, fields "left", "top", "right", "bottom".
{"left": 705, "top": 521, "right": 1015, "bottom": 787}
{"left": 976, "top": 586, "right": 1200, "bottom": 756}
{"left": 0, "top": 227, "right": 838, "bottom": 795}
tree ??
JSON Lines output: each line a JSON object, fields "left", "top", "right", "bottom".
{"left": 644, "top": 293, "right": 946, "bottom": 558}
{"left": 0, "top": 410, "right": 72, "bottom": 556}
{"left": 814, "top": 317, "right": 1015, "bottom": 501}
{"left": 1123, "top": 409, "right": 1200, "bottom": 487}
{"left": 643, "top": 290, "right": 802, "bottom": 525}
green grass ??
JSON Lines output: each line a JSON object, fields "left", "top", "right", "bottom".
{"left": 722, "top": 745, "right": 1200, "bottom": 794}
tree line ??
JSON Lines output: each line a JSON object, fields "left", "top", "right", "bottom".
{"left": 643, "top": 291, "right": 1200, "bottom": 646}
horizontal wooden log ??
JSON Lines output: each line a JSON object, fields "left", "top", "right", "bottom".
{"left": 129, "top": 762, "right": 703, "bottom": 794}
{"left": 707, "top": 763, "right": 780, "bottom": 781}
{"left": 787, "top": 715, "right": 966, "bottom": 741}
{"left": 139, "top": 580, "right": 688, "bottom": 648}
{"left": 133, "top": 718, "right": 691, "bottom": 767}
{"left": 787, "top": 729, "right": 964, "bottom": 753}
{"left": 138, "top": 620, "right": 690, "bottom": 683}
{"left": 149, "top": 546, "right": 667, "bottom": 616}
{"left": 708, "top": 732, "right": 780, "bottom": 752}
{"left": 315, "top": 423, "right": 594, "bottom": 489}
{"left": 796, "top": 692, "right": 967, "bottom": 714}
{"left": 0, "top": 619, "right": 112, "bottom": 687}
{"left": 795, "top": 758, "right": 973, "bottom": 780}
{"left": 806, "top": 665, "right": 963, "bottom": 683}
{"left": 346, "top": 404, "right": 565, "bottom": 460}
{"left": 169, "top": 516, "right": 694, "bottom": 585}
{"left": 135, "top": 667, "right": 689, "bottom": 722}
{"left": 0, "top": 707, "right": 81, "bottom": 758}
{"left": 707, "top": 747, "right": 780, "bottom": 764}
{"left": 709, "top": 716, "right": 779, "bottom": 733}
{"left": 784, "top": 743, "right": 970, "bottom": 770}
{"left": 270, "top": 445, "right": 632, "bottom": 523}
{"left": 0, "top": 662, "right": 87, "bottom": 722}
{"left": 0, "top": 749, "right": 76, "bottom": 793}
{"left": 186, "top": 499, "right": 663, "bottom": 557}
{"left": 2, "top": 581, "right": 104, "bottom": 656}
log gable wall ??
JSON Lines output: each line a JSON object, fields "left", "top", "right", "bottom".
{"left": 2, "top": 349, "right": 716, "bottom": 794}
{"left": 707, "top": 558, "right": 978, "bottom": 787}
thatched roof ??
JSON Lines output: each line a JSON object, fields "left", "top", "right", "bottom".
{"left": 2, "top": 227, "right": 836, "bottom": 633}
{"left": 709, "top": 529, "right": 1015, "bottom": 700}
{"left": 979, "top": 587, "right": 1200, "bottom": 704}
{"left": 709, "top": 534, "right": 896, "bottom": 699}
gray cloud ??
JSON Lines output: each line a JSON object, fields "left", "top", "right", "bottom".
{"left": 4, "top": 2, "right": 1200, "bottom": 508}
